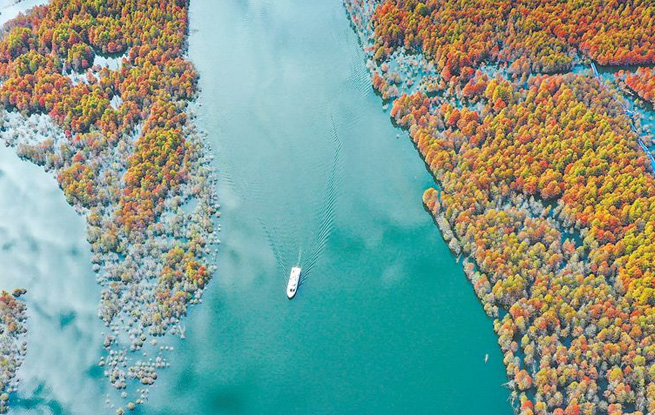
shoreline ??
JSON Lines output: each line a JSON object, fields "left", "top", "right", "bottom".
{"left": 0, "top": 290, "right": 26, "bottom": 414}
{"left": 0, "top": 0, "right": 221, "bottom": 412}
{"left": 343, "top": 0, "right": 655, "bottom": 413}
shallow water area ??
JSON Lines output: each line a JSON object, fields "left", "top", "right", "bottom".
{"left": 0, "top": 140, "right": 110, "bottom": 415}
{"left": 0, "top": 2, "right": 120, "bottom": 414}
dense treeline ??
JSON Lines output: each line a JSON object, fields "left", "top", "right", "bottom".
{"left": 373, "top": 0, "right": 655, "bottom": 77}
{"left": 0, "top": 0, "right": 199, "bottom": 229}
{"left": 346, "top": 0, "right": 655, "bottom": 413}
{"left": 397, "top": 71, "right": 655, "bottom": 414}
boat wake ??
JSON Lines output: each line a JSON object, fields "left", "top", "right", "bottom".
{"left": 300, "top": 116, "right": 343, "bottom": 285}
{"left": 215, "top": 110, "right": 343, "bottom": 293}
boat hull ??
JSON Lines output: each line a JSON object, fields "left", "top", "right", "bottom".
{"left": 287, "top": 267, "right": 301, "bottom": 299}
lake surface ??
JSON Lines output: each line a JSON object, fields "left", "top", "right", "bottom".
{"left": 0, "top": 0, "right": 510, "bottom": 414}
{"left": 0, "top": 139, "right": 108, "bottom": 414}
{"left": 143, "top": 0, "right": 509, "bottom": 414}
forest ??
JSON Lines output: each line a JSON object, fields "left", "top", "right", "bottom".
{"left": 619, "top": 67, "right": 655, "bottom": 107}
{"left": 372, "top": 0, "right": 655, "bottom": 77}
{"left": 346, "top": 0, "right": 655, "bottom": 413}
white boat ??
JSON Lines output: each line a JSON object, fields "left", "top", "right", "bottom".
{"left": 287, "top": 266, "right": 301, "bottom": 299}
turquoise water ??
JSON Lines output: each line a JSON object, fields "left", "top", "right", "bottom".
{"left": 143, "top": 1, "right": 510, "bottom": 414}
{"left": 0, "top": 0, "right": 511, "bottom": 414}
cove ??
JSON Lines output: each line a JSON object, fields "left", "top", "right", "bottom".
{"left": 143, "top": 0, "right": 510, "bottom": 414}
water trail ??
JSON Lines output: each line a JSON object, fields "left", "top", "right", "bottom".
{"left": 217, "top": 110, "right": 342, "bottom": 291}
{"left": 342, "top": 56, "right": 372, "bottom": 132}
{"left": 259, "top": 217, "right": 287, "bottom": 276}
{"left": 300, "top": 114, "right": 343, "bottom": 284}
